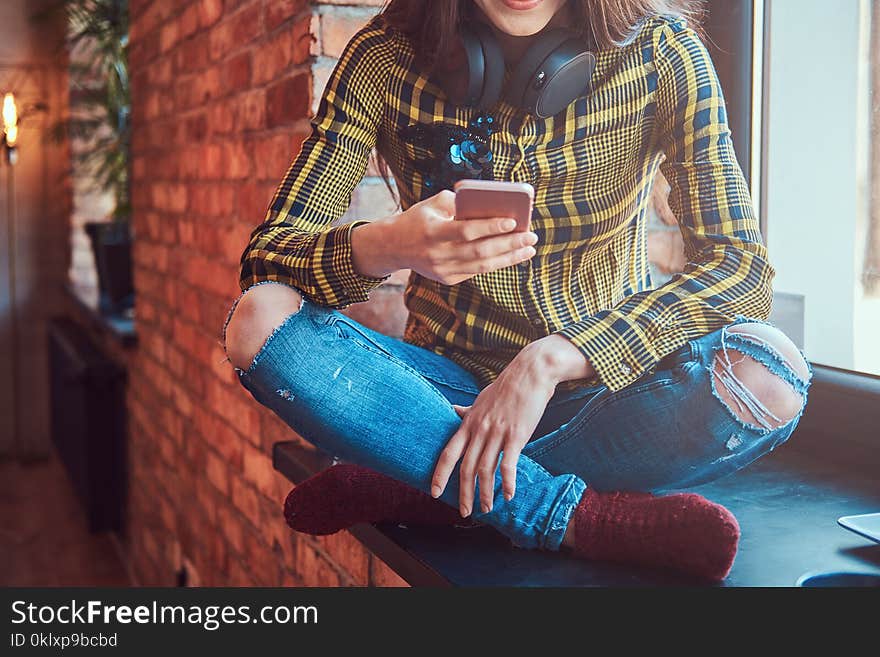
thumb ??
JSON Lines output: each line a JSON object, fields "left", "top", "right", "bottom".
{"left": 451, "top": 404, "right": 470, "bottom": 418}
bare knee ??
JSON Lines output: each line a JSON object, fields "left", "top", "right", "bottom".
{"left": 224, "top": 283, "right": 303, "bottom": 371}
{"left": 710, "top": 323, "right": 810, "bottom": 430}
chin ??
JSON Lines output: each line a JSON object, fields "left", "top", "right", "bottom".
{"left": 476, "top": 0, "right": 568, "bottom": 36}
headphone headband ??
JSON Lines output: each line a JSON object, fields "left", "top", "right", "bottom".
{"left": 438, "top": 20, "right": 596, "bottom": 118}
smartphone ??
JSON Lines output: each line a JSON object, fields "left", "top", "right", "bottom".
{"left": 453, "top": 180, "right": 534, "bottom": 233}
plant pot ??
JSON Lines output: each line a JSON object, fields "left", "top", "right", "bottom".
{"left": 84, "top": 220, "right": 134, "bottom": 316}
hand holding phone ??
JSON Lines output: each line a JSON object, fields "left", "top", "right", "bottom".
{"left": 354, "top": 186, "right": 538, "bottom": 287}
{"left": 453, "top": 180, "right": 534, "bottom": 232}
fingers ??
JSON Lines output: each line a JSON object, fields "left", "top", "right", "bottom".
{"left": 451, "top": 404, "right": 470, "bottom": 418}
{"left": 460, "top": 231, "right": 538, "bottom": 261}
{"left": 458, "top": 217, "right": 519, "bottom": 242}
{"left": 434, "top": 216, "right": 519, "bottom": 242}
{"left": 431, "top": 428, "right": 468, "bottom": 500}
{"left": 477, "top": 436, "right": 503, "bottom": 513}
{"left": 427, "top": 189, "right": 456, "bottom": 216}
{"left": 458, "top": 432, "right": 484, "bottom": 517}
{"left": 499, "top": 445, "right": 522, "bottom": 502}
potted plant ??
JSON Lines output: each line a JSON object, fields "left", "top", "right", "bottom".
{"left": 53, "top": 0, "right": 132, "bottom": 315}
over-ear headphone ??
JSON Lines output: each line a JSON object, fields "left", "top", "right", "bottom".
{"left": 438, "top": 20, "right": 596, "bottom": 119}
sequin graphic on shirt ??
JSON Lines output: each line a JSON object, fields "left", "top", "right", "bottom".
{"left": 398, "top": 111, "right": 496, "bottom": 191}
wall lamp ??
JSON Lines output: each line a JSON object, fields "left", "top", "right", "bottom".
{"left": 2, "top": 92, "right": 19, "bottom": 165}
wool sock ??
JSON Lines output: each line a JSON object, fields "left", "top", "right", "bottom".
{"left": 569, "top": 488, "right": 740, "bottom": 581}
{"left": 284, "top": 464, "right": 470, "bottom": 535}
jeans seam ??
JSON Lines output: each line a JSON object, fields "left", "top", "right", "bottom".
{"left": 539, "top": 475, "right": 585, "bottom": 551}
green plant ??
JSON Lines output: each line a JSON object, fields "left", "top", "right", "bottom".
{"left": 50, "top": 0, "right": 130, "bottom": 220}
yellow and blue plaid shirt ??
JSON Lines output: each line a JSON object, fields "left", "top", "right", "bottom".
{"left": 238, "top": 13, "right": 774, "bottom": 393}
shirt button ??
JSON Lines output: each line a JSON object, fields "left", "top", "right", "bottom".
{"left": 619, "top": 362, "right": 633, "bottom": 376}
{"left": 530, "top": 317, "right": 543, "bottom": 328}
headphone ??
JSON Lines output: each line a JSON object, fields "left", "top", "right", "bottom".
{"left": 437, "top": 20, "right": 596, "bottom": 119}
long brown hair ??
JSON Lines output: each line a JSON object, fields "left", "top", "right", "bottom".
{"left": 380, "top": 0, "right": 704, "bottom": 73}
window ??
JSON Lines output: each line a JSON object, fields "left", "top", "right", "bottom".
{"left": 763, "top": 0, "right": 879, "bottom": 376}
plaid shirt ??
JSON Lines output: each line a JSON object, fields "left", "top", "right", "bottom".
{"left": 239, "top": 13, "right": 773, "bottom": 392}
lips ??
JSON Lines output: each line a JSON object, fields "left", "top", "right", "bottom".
{"left": 500, "top": 0, "right": 544, "bottom": 10}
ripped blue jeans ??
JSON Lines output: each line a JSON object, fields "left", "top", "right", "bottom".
{"left": 221, "top": 281, "right": 813, "bottom": 551}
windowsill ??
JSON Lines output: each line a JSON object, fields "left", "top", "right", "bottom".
{"left": 273, "top": 364, "right": 880, "bottom": 587}
{"left": 63, "top": 282, "right": 138, "bottom": 347}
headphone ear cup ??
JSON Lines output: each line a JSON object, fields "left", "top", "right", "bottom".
{"left": 469, "top": 21, "right": 505, "bottom": 110}
{"left": 455, "top": 24, "right": 487, "bottom": 106}
{"left": 506, "top": 28, "right": 592, "bottom": 117}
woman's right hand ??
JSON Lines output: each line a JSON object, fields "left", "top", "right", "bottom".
{"left": 351, "top": 190, "right": 538, "bottom": 285}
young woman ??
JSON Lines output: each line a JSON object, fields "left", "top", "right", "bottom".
{"left": 222, "top": 0, "right": 812, "bottom": 582}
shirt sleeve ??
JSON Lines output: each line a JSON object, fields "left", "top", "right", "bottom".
{"left": 238, "top": 17, "right": 397, "bottom": 307}
{"left": 554, "top": 19, "right": 775, "bottom": 392}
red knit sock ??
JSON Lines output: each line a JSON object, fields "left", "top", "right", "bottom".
{"left": 283, "top": 464, "right": 469, "bottom": 535}
{"left": 570, "top": 488, "right": 740, "bottom": 581}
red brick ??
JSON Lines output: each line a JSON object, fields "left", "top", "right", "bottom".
{"left": 170, "top": 380, "right": 195, "bottom": 418}
{"left": 193, "top": 406, "right": 244, "bottom": 468}
{"left": 125, "top": 0, "right": 400, "bottom": 588}
{"left": 236, "top": 89, "right": 266, "bottom": 131}
{"left": 222, "top": 52, "right": 252, "bottom": 91}
{"left": 237, "top": 182, "right": 276, "bottom": 221}
{"left": 159, "top": 21, "right": 180, "bottom": 53}
{"left": 152, "top": 182, "right": 188, "bottom": 213}
{"left": 265, "top": 0, "right": 310, "bottom": 32}
{"left": 316, "top": 531, "right": 370, "bottom": 586}
{"left": 231, "top": 476, "right": 261, "bottom": 521}
{"left": 175, "top": 32, "right": 211, "bottom": 74}
{"left": 218, "top": 220, "right": 256, "bottom": 266}
{"left": 370, "top": 557, "right": 410, "bottom": 588}
{"left": 251, "top": 29, "right": 292, "bottom": 86}
{"left": 248, "top": 531, "right": 286, "bottom": 586}
{"left": 205, "top": 449, "right": 229, "bottom": 494}
{"left": 242, "top": 442, "right": 286, "bottom": 499}
{"left": 265, "top": 74, "right": 310, "bottom": 128}
{"left": 207, "top": 379, "right": 262, "bottom": 440}
{"left": 185, "top": 113, "right": 208, "bottom": 141}
{"left": 179, "top": 3, "right": 201, "bottom": 41}
{"left": 254, "top": 133, "right": 295, "bottom": 181}
{"left": 133, "top": 241, "right": 170, "bottom": 274}
{"left": 148, "top": 57, "right": 174, "bottom": 87}
{"left": 217, "top": 506, "right": 246, "bottom": 557}
{"left": 198, "top": 0, "right": 223, "bottom": 28}
{"left": 209, "top": 4, "right": 262, "bottom": 62}
{"left": 295, "top": 540, "right": 347, "bottom": 587}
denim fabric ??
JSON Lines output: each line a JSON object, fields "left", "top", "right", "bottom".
{"left": 222, "top": 281, "right": 812, "bottom": 551}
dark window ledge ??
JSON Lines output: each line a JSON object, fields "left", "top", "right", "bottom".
{"left": 64, "top": 282, "right": 137, "bottom": 347}
{"left": 273, "top": 364, "right": 880, "bottom": 587}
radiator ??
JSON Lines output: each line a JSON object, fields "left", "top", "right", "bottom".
{"left": 47, "top": 317, "right": 127, "bottom": 533}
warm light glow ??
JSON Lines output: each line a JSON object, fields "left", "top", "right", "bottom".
{"left": 3, "top": 93, "right": 18, "bottom": 147}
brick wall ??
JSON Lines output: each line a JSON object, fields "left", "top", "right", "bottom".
{"left": 125, "top": 0, "right": 405, "bottom": 587}
{"left": 123, "top": 0, "right": 681, "bottom": 587}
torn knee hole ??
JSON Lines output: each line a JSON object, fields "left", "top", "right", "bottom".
{"left": 224, "top": 289, "right": 304, "bottom": 371}
{"left": 710, "top": 349, "right": 806, "bottom": 432}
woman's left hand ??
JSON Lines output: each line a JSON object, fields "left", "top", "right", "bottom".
{"left": 430, "top": 335, "right": 595, "bottom": 517}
